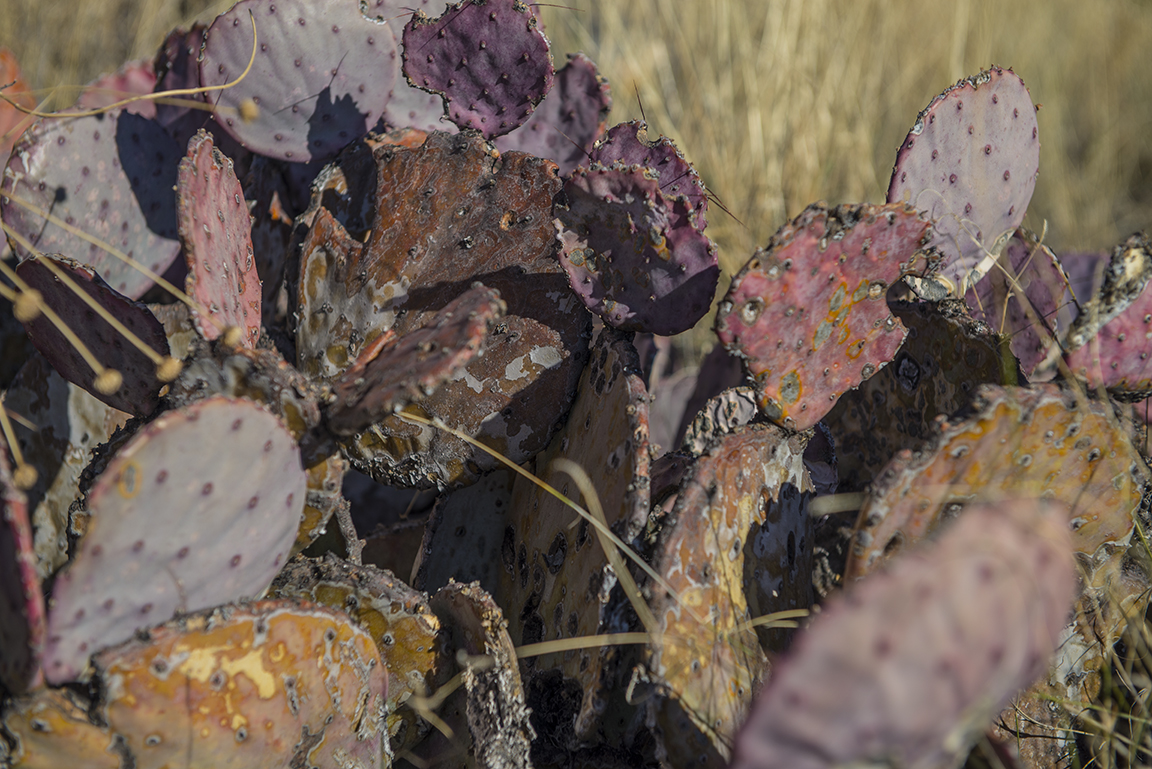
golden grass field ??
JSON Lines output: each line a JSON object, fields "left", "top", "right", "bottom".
{"left": 2, "top": 0, "right": 1152, "bottom": 764}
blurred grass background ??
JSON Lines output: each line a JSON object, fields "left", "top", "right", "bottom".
{"left": 2, "top": 0, "right": 1150, "bottom": 298}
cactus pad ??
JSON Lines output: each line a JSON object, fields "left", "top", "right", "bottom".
{"left": 0, "top": 48, "right": 34, "bottom": 161}
{"left": 16, "top": 254, "right": 172, "bottom": 417}
{"left": 847, "top": 384, "right": 1148, "bottom": 580}
{"left": 822, "top": 298, "right": 1011, "bottom": 492}
{"left": 0, "top": 439, "right": 44, "bottom": 693}
{"left": 42, "top": 396, "right": 306, "bottom": 683}
{"left": 641, "top": 423, "right": 812, "bottom": 765}
{"left": 589, "top": 121, "right": 707, "bottom": 229}
{"left": 965, "top": 229, "right": 1074, "bottom": 377}
{"left": 91, "top": 599, "right": 386, "bottom": 768}
{"left": 497, "top": 328, "right": 650, "bottom": 739}
{"left": 1, "top": 110, "right": 183, "bottom": 299}
{"left": 75, "top": 60, "right": 157, "bottom": 117}
{"left": 402, "top": 0, "right": 554, "bottom": 139}
{"left": 200, "top": 0, "right": 399, "bottom": 162}
{"left": 296, "top": 131, "right": 589, "bottom": 487}
{"left": 2, "top": 688, "right": 120, "bottom": 768}
{"left": 887, "top": 66, "right": 1040, "bottom": 294}
{"left": 715, "top": 202, "right": 935, "bottom": 431}
{"left": 177, "top": 130, "right": 262, "bottom": 347}
{"left": 271, "top": 554, "right": 451, "bottom": 754}
{"left": 733, "top": 500, "right": 1076, "bottom": 769}
{"left": 495, "top": 53, "right": 612, "bottom": 176}
{"left": 556, "top": 164, "right": 719, "bottom": 335}
{"left": 326, "top": 284, "right": 504, "bottom": 436}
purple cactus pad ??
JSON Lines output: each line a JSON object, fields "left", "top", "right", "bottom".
{"left": 0, "top": 440, "right": 45, "bottom": 694}
{"left": 403, "top": 0, "right": 554, "bottom": 138}
{"left": 555, "top": 164, "right": 718, "bottom": 336}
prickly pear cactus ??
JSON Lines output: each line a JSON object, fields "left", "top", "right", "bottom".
{"left": 2, "top": 688, "right": 120, "bottom": 768}
{"left": 0, "top": 48, "right": 34, "bottom": 161}
{"left": 296, "top": 130, "right": 590, "bottom": 487}
{"left": 177, "top": 130, "right": 261, "bottom": 348}
{"left": 2, "top": 109, "right": 183, "bottom": 299}
{"left": 887, "top": 66, "right": 1040, "bottom": 294}
{"left": 0, "top": 439, "right": 44, "bottom": 694}
{"left": 326, "top": 284, "right": 505, "bottom": 436}
{"left": 494, "top": 53, "right": 611, "bottom": 176}
{"left": 715, "top": 202, "right": 935, "bottom": 431}
{"left": 75, "top": 59, "right": 157, "bottom": 115}
{"left": 91, "top": 599, "right": 386, "bottom": 768}
{"left": 200, "top": 0, "right": 399, "bottom": 162}
{"left": 964, "top": 228, "right": 1074, "bottom": 377}
{"left": 271, "top": 554, "right": 451, "bottom": 755}
{"left": 42, "top": 396, "right": 307, "bottom": 683}
{"left": 732, "top": 500, "right": 1077, "bottom": 769}
{"left": 4, "top": 353, "right": 129, "bottom": 578}
{"left": 822, "top": 297, "right": 1012, "bottom": 492}
{"left": 402, "top": 0, "right": 554, "bottom": 139}
{"left": 496, "top": 328, "right": 650, "bottom": 740}
{"left": 15, "top": 254, "right": 173, "bottom": 417}
{"left": 590, "top": 121, "right": 708, "bottom": 229}
{"left": 639, "top": 422, "right": 813, "bottom": 768}
{"left": 846, "top": 384, "right": 1148, "bottom": 579}
{"left": 555, "top": 164, "right": 719, "bottom": 335}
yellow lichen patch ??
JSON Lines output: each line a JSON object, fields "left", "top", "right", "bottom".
{"left": 2, "top": 688, "right": 120, "bottom": 769}
{"left": 293, "top": 441, "right": 347, "bottom": 555}
{"left": 91, "top": 600, "right": 385, "bottom": 769}
{"left": 642, "top": 423, "right": 813, "bottom": 768}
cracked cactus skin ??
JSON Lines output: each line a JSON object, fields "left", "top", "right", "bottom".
{"left": 715, "top": 202, "right": 935, "bottom": 431}
{"left": 271, "top": 554, "right": 452, "bottom": 755}
{"left": 1, "top": 109, "right": 183, "bottom": 299}
{"left": 556, "top": 164, "right": 718, "bottom": 335}
{"left": 2, "top": 688, "right": 120, "bottom": 769}
{"left": 402, "top": 0, "right": 553, "bottom": 138}
{"left": 15, "top": 254, "right": 171, "bottom": 418}
{"left": 641, "top": 422, "right": 813, "bottom": 768}
{"left": 733, "top": 500, "right": 1076, "bottom": 769}
{"left": 91, "top": 600, "right": 386, "bottom": 769}
{"left": 497, "top": 328, "right": 650, "bottom": 740}
{"left": 42, "top": 396, "right": 307, "bottom": 684}
{"left": 178, "top": 129, "right": 262, "bottom": 348}
{"left": 888, "top": 66, "right": 1040, "bottom": 294}
{"left": 200, "top": 0, "right": 399, "bottom": 162}
{"left": 296, "top": 131, "right": 590, "bottom": 488}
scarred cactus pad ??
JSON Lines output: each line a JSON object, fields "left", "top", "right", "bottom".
{"left": 715, "top": 202, "right": 935, "bottom": 431}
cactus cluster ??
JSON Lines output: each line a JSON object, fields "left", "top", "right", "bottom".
{"left": 0, "top": 3, "right": 1148, "bottom": 768}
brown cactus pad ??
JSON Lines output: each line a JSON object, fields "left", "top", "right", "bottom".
{"left": 715, "top": 202, "right": 934, "bottom": 431}
{"left": 297, "top": 131, "right": 589, "bottom": 487}
{"left": 0, "top": 440, "right": 44, "bottom": 694}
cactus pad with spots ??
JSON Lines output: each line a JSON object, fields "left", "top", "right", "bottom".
{"left": 715, "top": 202, "right": 935, "bottom": 431}
{"left": 42, "top": 396, "right": 306, "bottom": 683}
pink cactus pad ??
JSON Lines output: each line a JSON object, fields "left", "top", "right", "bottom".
{"left": 178, "top": 129, "right": 261, "bottom": 347}
{"left": 42, "top": 396, "right": 306, "bottom": 684}
{"left": 715, "top": 202, "right": 934, "bottom": 431}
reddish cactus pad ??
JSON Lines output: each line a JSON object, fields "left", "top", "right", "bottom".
{"left": 403, "top": 0, "right": 554, "bottom": 139}
{"left": 495, "top": 53, "right": 612, "bottom": 176}
{"left": 0, "top": 440, "right": 45, "bottom": 694}
{"left": 590, "top": 121, "right": 708, "bottom": 229}
{"left": 0, "top": 48, "right": 35, "bottom": 162}
{"left": 326, "top": 284, "right": 505, "bottom": 436}
{"left": 178, "top": 130, "right": 262, "bottom": 347}
{"left": 91, "top": 600, "right": 386, "bottom": 768}
{"left": 16, "top": 255, "right": 172, "bottom": 417}
{"left": 715, "top": 202, "right": 934, "bottom": 431}
{"left": 556, "top": 165, "right": 718, "bottom": 335}
{"left": 887, "top": 66, "right": 1039, "bottom": 293}
{"left": 75, "top": 59, "right": 157, "bottom": 117}
{"left": 733, "top": 500, "right": 1076, "bottom": 769}
{"left": 42, "top": 396, "right": 306, "bottom": 684}
{"left": 2, "top": 109, "right": 183, "bottom": 299}
{"left": 200, "top": 0, "right": 399, "bottom": 162}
